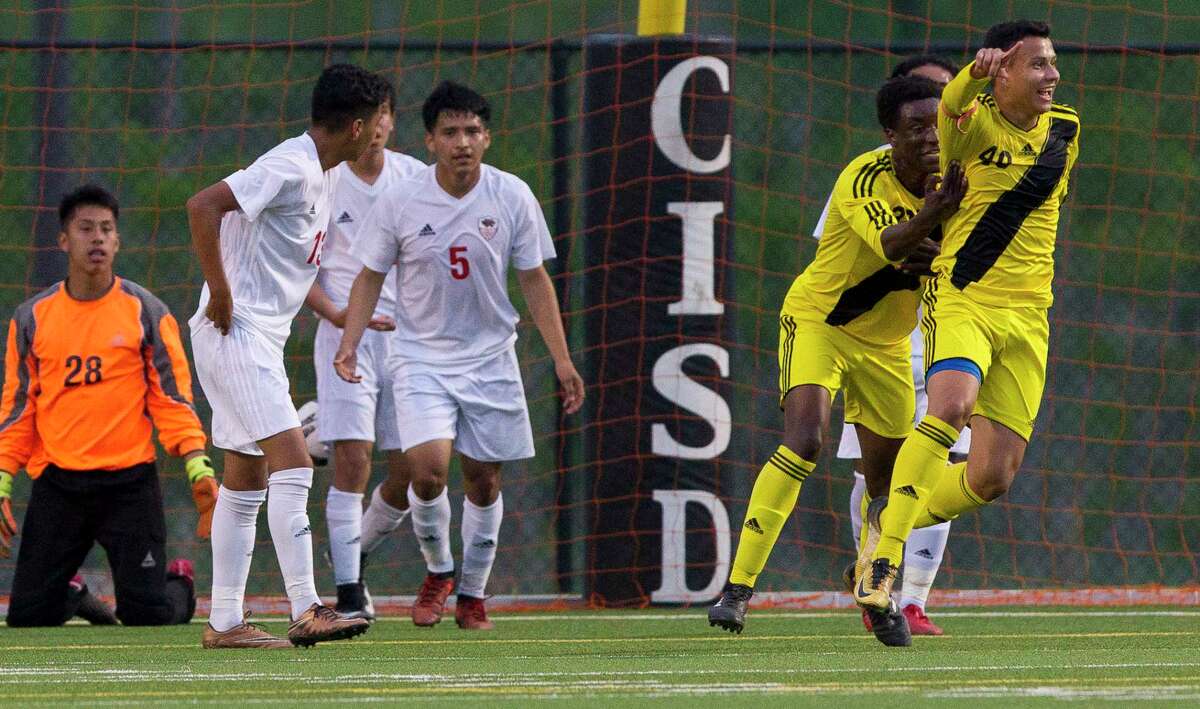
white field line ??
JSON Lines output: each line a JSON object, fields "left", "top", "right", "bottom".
{"left": 4, "top": 660, "right": 1200, "bottom": 685}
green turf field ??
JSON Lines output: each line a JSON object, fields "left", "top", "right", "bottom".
{"left": 1, "top": 608, "right": 1198, "bottom": 706}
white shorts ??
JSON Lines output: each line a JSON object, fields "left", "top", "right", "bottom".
{"left": 313, "top": 319, "right": 402, "bottom": 449}
{"left": 836, "top": 328, "right": 971, "bottom": 459}
{"left": 191, "top": 320, "right": 300, "bottom": 456}
{"left": 391, "top": 347, "right": 535, "bottom": 462}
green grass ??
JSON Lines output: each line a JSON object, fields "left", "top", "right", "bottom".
{"left": 2, "top": 607, "right": 1198, "bottom": 706}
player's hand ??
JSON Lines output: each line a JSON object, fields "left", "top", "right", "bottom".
{"left": 900, "top": 238, "right": 941, "bottom": 276}
{"left": 334, "top": 346, "right": 361, "bottom": 383}
{"left": 924, "top": 160, "right": 968, "bottom": 219}
{"left": 971, "top": 41, "right": 1022, "bottom": 80}
{"left": 186, "top": 455, "right": 219, "bottom": 539}
{"left": 555, "top": 359, "right": 585, "bottom": 415}
{"left": 205, "top": 287, "right": 234, "bottom": 336}
{"left": 0, "top": 471, "right": 17, "bottom": 559}
{"left": 367, "top": 315, "right": 396, "bottom": 332}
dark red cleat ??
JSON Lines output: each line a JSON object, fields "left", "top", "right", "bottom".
{"left": 412, "top": 572, "right": 455, "bottom": 627}
{"left": 454, "top": 595, "right": 494, "bottom": 630}
{"left": 902, "top": 604, "right": 944, "bottom": 636}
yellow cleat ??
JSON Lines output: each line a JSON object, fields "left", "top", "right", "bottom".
{"left": 855, "top": 557, "right": 900, "bottom": 612}
{"left": 852, "top": 496, "right": 888, "bottom": 591}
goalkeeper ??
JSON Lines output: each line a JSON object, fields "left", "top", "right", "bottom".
{"left": 0, "top": 185, "right": 216, "bottom": 627}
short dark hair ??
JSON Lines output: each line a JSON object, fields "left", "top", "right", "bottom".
{"left": 983, "top": 20, "right": 1051, "bottom": 51}
{"left": 876, "top": 76, "right": 943, "bottom": 130}
{"left": 59, "top": 184, "right": 119, "bottom": 227}
{"left": 422, "top": 80, "right": 491, "bottom": 132}
{"left": 311, "top": 63, "right": 392, "bottom": 131}
{"left": 890, "top": 54, "right": 959, "bottom": 80}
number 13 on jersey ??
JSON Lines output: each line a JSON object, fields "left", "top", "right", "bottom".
{"left": 449, "top": 246, "right": 470, "bottom": 280}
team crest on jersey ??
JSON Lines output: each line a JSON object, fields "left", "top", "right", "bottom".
{"left": 478, "top": 216, "right": 499, "bottom": 240}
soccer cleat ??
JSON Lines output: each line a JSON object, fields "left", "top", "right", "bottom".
{"left": 865, "top": 599, "right": 912, "bottom": 647}
{"left": 69, "top": 575, "right": 118, "bottom": 626}
{"left": 852, "top": 496, "right": 888, "bottom": 591}
{"left": 855, "top": 557, "right": 901, "bottom": 612}
{"left": 335, "top": 581, "right": 376, "bottom": 621}
{"left": 412, "top": 572, "right": 455, "bottom": 627}
{"left": 841, "top": 561, "right": 856, "bottom": 594}
{"left": 707, "top": 583, "right": 753, "bottom": 634}
{"left": 287, "top": 603, "right": 370, "bottom": 647}
{"left": 202, "top": 615, "right": 291, "bottom": 649}
{"left": 860, "top": 608, "right": 873, "bottom": 632}
{"left": 454, "top": 595, "right": 495, "bottom": 630}
{"left": 902, "top": 604, "right": 944, "bottom": 636}
{"left": 166, "top": 558, "right": 198, "bottom": 623}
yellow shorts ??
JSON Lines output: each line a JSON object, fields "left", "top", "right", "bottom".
{"left": 777, "top": 312, "right": 914, "bottom": 440}
{"left": 921, "top": 275, "right": 1049, "bottom": 441}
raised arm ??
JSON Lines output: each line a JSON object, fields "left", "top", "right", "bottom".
{"left": 516, "top": 265, "right": 584, "bottom": 415}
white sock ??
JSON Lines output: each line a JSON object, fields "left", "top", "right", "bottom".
{"left": 325, "top": 487, "right": 364, "bottom": 586}
{"left": 408, "top": 484, "right": 453, "bottom": 574}
{"left": 267, "top": 467, "right": 321, "bottom": 619}
{"left": 849, "top": 472, "right": 866, "bottom": 552}
{"left": 459, "top": 493, "right": 503, "bottom": 599}
{"left": 361, "top": 484, "right": 410, "bottom": 556}
{"left": 209, "top": 486, "right": 265, "bottom": 632}
{"left": 900, "top": 521, "right": 951, "bottom": 610}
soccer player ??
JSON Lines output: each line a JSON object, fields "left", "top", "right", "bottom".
{"left": 812, "top": 55, "right": 969, "bottom": 637}
{"left": 856, "top": 21, "right": 1080, "bottom": 630}
{"left": 335, "top": 80, "right": 584, "bottom": 630}
{"left": 0, "top": 185, "right": 211, "bottom": 627}
{"left": 187, "top": 64, "right": 390, "bottom": 648}
{"left": 305, "top": 88, "right": 425, "bottom": 620}
{"left": 708, "top": 76, "right": 966, "bottom": 646}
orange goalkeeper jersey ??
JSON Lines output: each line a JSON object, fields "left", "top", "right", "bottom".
{"left": 0, "top": 277, "right": 206, "bottom": 477}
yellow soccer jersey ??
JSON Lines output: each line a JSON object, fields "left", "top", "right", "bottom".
{"left": 936, "top": 62, "right": 1081, "bottom": 308}
{"left": 784, "top": 147, "right": 925, "bottom": 346}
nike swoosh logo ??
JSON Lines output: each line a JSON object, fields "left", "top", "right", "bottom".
{"left": 856, "top": 579, "right": 872, "bottom": 599}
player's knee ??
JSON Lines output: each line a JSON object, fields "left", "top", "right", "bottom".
{"left": 410, "top": 473, "right": 447, "bottom": 501}
{"left": 782, "top": 429, "right": 822, "bottom": 463}
{"left": 114, "top": 594, "right": 174, "bottom": 626}
{"left": 973, "top": 460, "right": 1020, "bottom": 501}
{"left": 930, "top": 397, "right": 973, "bottom": 430}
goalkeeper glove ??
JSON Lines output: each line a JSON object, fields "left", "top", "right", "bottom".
{"left": 186, "top": 455, "right": 219, "bottom": 540}
{"left": 0, "top": 471, "right": 16, "bottom": 559}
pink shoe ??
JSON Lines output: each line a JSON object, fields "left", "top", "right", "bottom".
{"left": 860, "top": 608, "right": 873, "bottom": 632}
{"left": 902, "top": 604, "right": 944, "bottom": 636}
{"left": 167, "top": 558, "right": 195, "bottom": 585}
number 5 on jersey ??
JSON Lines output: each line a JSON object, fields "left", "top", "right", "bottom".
{"left": 449, "top": 246, "right": 470, "bottom": 280}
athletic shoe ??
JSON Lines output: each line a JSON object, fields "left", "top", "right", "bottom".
{"left": 707, "top": 583, "right": 753, "bottom": 634}
{"left": 69, "top": 575, "right": 118, "bottom": 626}
{"left": 202, "top": 615, "right": 291, "bottom": 649}
{"left": 166, "top": 558, "right": 198, "bottom": 624}
{"left": 412, "top": 572, "right": 455, "bottom": 627}
{"left": 852, "top": 496, "right": 888, "bottom": 591}
{"left": 335, "top": 581, "right": 375, "bottom": 621}
{"left": 860, "top": 609, "right": 873, "bottom": 632}
{"left": 902, "top": 604, "right": 944, "bottom": 636}
{"left": 454, "top": 595, "right": 494, "bottom": 630}
{"left": 287, "top": 603, "right": 370, "bottom": 647}
{"left": 866, "top": 599, "right": 912, "bottom": 647}
{"left": 167, "top": 558, "right": 194, "bottom": 585}
{"left": 855, "top": 557, "right": 901, "bottom": 612}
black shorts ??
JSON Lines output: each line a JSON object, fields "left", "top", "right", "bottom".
{"left": 6, "top": 462, "right": 191, "bottom": 627}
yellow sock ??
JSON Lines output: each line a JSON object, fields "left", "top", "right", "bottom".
{"left": 874, "top": 415, "right": 958, "bottom": 563}
{"left": 856, "top": 489, "right": 871, "bottom": 553}
{"left": 913, "top": 461, "right": 988, "bottom": 528}
{"left": 728, "top": 445, "right": 815, "bottom": 587}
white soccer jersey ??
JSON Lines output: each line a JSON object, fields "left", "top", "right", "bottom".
{"left": 190, "top": 132, "right": 337, "bottom": 352}
{"left": 318, "top": 150, "right": 426, "bottom": 318}
{"left": 355, "top": 163, "right": 556, "bottom": 369}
